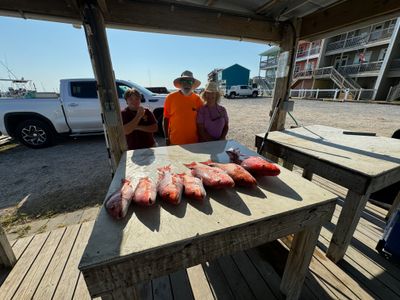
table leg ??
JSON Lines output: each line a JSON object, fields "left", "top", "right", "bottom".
{"left": 302, "top": 168, "right": 313, "bottom": 181}
{"left": 264, "top": 152, "right": 279, "bottom": 163}
{"left": 386, "top": 190, "right": 400, "bottom": 221}
{"left": 280, "top": 224, "right": 322, "bottom": 300}
{"left": 327, "top": 190, "right": 370, "bottom": 263}
{"left": 282, "top": 160, "right": 294, "bottom": 171}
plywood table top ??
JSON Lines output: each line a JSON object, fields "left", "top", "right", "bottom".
{"left": 80, "top": 140, "right": 336, "bottom": 271}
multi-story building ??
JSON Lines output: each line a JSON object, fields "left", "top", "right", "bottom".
{"left": 259, "top": 17, "right": 400, "bottom": 101}
{"left": 255, "top": 46, "right": 279, "bottom": 94}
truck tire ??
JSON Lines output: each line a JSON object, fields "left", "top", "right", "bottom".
{"left": 15, "top": 119, "right": 55, "bottom": 148}
{"left": 252, "top": 91, "right": 258, "bottom": 98}
{"left": 229, "top": 92, "right": 236, "bottom": 99}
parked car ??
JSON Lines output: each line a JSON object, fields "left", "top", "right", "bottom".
{"left": 146, "top": 86, "right": 169, "bottom": 94}
{"left": 0, "top": 79, "right": 166, "bottom": 148}
{"left": 224, "top": 85, "right": 259, "bottom": 98}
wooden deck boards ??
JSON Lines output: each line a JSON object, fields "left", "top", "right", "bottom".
{"left": 1, "top": 177, "right": 399, "bottom": 299}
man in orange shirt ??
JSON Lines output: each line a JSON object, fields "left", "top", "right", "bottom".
{"left": 163, "top": 71, "right": 203, "bottom": 145}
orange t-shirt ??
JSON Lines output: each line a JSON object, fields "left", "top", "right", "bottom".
{"left": 164, "top": 91, "right": 203, "bottom": 145}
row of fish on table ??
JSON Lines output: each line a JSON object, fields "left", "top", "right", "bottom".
{"left": 106, "top": 149, "right": 281, "bottom": 219}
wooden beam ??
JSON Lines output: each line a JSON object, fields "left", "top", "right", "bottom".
{"left": 80, "top": 0, "right": 127, "bottom": 173}
{"left": 256, "top": 0, "right": 280, "bottom": 14}
{"left": 300, "top": 0, "right": 400, "bottom": 40}
{"left": 0, "top": 225, "right": 16, "bottom": 267}
{"left": 103, "top": 1, "right": 281, "bottom": 43}
{"left": 269, "top": 20, "right": 300, "bottom": 131}
{"left": 0, "top": 0, "right": 282, "bottom": 43}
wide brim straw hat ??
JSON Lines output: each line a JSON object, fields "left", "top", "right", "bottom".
{"left": 173, "top": 70, "right": 201, "bottom": 89}
{"left": 203, "top": 81, "right": 220, "bottom": 93}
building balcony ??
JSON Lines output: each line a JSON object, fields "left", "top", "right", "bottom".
{"left": 337, "top": 61, "right": 383, "bottom": 76}
{"left": 326, "top": 27, "right": 394, "bottom": 54}
{"left": 296, "top": 47, "right": 321, "bottom": 60}
{"left": 260, "top": 57, "right": 278, "bottom": 69}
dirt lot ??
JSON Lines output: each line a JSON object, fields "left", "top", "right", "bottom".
{"left": 0, "top": 98, "right": 399, "bottom": 225}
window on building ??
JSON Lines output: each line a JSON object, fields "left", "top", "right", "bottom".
{"left": 378, "top": 48, "right": 387, "bottom": 61}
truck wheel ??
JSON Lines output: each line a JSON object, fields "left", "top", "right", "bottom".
{"left": 252, "top": 91, "right": 258, "bottom": 98}
{"left": 229, "top": 92, "right": 236, "bottom": 99}
{"left": 15, "top": 119, "right": 54, "bottom": 148}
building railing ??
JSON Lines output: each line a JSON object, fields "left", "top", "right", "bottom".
{"left": 293, "top": 70, "right": 314, "bottom": 78}
{"left": 337, "top": 61, "right": 383, "bottom": 75}
{"left": 260, "top": 57, "right": 278, "bottom": 69}
{"left": 387, "top": 82, "right": 400, "bottom": 101}
{"left": 290, "top": 88, "right": 376, "bottom": 101}
{"left": 326, "top": 26, "right": 394, "bottom": 52}
{"left": 313, "top": 66, "right": 360, "bottom": 90}
{"left": 296, "top": 47, "right": 321, "bottom": 59}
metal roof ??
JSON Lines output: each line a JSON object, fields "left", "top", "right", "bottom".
{"left": 259, "top": 46, "right": 280, "bottom": 56}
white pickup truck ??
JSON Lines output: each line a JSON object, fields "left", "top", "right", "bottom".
{"left": 0, "top": 79, "right": 166, "bottom": 148}
{"left": 224, "top": 85, "right": 259, "bottom": 99}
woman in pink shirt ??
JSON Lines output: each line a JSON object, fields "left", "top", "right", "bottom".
{"left": 197, "top": 82, "right": 229, "bottom": 142}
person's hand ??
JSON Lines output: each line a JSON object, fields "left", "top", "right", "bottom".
{"left": 137, "top": 107, "right": 145, "bottom": 118}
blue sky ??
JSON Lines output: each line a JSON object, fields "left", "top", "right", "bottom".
{"left": 0, "top": 16, "right": 270, "bottom": 92}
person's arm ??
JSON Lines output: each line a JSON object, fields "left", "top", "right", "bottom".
{"left": 123, "top": 113, "right": 142, "bottom": 135}
{"left": 135, "top": 123, "right": 158, "bottom": 133}
{"left": 163, "top": 117, "right": 170, "bottom": 145}
{"left": 134, "top": 110, "right": 158, "bottom": 133}
{"left": 220, "top": 107, "right": 229, "bottom": 140}
{"left": 220, "top": 122, "right": 229, "bottom": 140}
{"left": 197, "top": 123, "right": 215, "bottom": 142}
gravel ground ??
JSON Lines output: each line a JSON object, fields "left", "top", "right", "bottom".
{"left": 0, "top": 98, "right": 399, "bottom": 221}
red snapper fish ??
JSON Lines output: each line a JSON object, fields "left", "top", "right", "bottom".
{"left": 105, "top": 179, "right": 134, "bottom": 220}
{"left": 157, "top": 165, "right": 183, "bottom": 205}
{"left": 184, "top": 162, "right": 235, "bottom": 189}
{"left": 180, "top": 173, "right": 206, "bottom": 201}
{"left": 202, "top": 160, "right": 257, "bottom": 187}
{"left": 133, "top": 177, "right": 157, "bottom": 206}
{"left": 226, "top": 148, "right": 281, "bottom": 176}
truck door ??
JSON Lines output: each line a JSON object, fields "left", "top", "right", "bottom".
{"left": 64, "top": 81, "right": 103, "bottom": 132}
{"left": 240, "top": 86, "right": 250, "bottom": 96}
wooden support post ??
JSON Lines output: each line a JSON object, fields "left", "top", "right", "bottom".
{"left": 80, "top": 0, "right": 127, "bottom": 174}
{"left": 327, "top": 190, "right": 370, "bottom": 263}
{"left": 386, "top": 190, "right": 400, "bottom": 221}
{"left": 0, "top": 225, "right": 16, "bottom": 267}
{"left": 282, "top": 160, "right": 294, "bottom": 171}
{"left": 280, "top": 224, "right": 322, "bottom": 299}
{"left": 270, "top": 20, "right": 300, "bottom": 131}
{"left": 302, "top": 168, "right": 313, "bottom": 181}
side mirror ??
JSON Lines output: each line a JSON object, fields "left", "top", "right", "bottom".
{"left": 141, "top": 95, "right": 146, "bottom": 103}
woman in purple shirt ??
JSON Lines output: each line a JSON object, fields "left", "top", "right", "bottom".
{"left": 197, "top": 82, "right": 229, "bottom": 142}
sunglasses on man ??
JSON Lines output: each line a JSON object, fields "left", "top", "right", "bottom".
{"left": 180, "top": 79, "right": 194, "bottom": 85}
